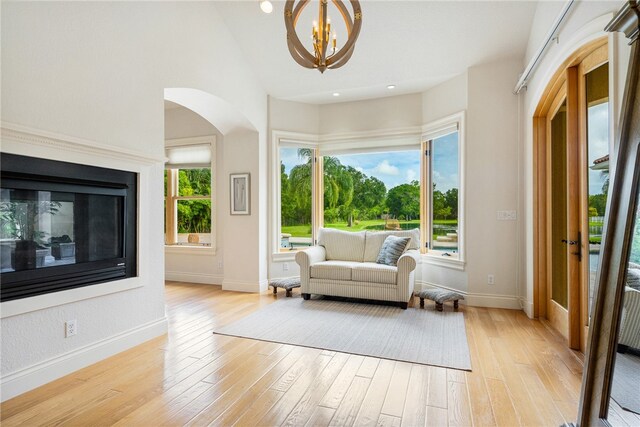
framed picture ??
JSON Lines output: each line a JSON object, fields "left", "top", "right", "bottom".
{"left": 230, "top": 173, "right": 250, "bottom": 215}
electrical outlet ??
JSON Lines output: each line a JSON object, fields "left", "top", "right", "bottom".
{"left": 65, "top": 319, "right": 77, "bottom": 337}
{"left": 217, "top": 261, "right": 223, "bottom": 271}
{"left": 487, "top": 274, "right": 495, "bottom": 285}
{"left": 497, "top": 210, "right": 517, "bottom": 221}
{"left": 283, "top": 263, "right": 289, "bottom": 272}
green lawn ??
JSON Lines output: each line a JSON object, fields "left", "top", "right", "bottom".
{"left": 282, "top": 219, "right": 457, "bottom": 238}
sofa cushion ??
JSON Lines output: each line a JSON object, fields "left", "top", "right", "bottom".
{"left": 352, "top": 263, "right": 397, "bottom": 285}
{"left": 363, "top": 229, "right": 420, "bottom": 262}
{"left": 376, "top": 235, "right": 411, "bottom": 266}
{"left": 318, "top": 228, "right": 366, "bottom": 262}
{"left": 310, "top": 260, "right": 359, "bottom": 281}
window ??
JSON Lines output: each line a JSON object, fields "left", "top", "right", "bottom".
{"left": 423, "top": 129, "right": 461, "bottom": 257}
{"left": 164, "top": 138, "right": 215, "bottom": 247}
{"left": 279, "top": 145, "right": 316, "bottom": 251}
{"left": 273, "top": 115, "right": 464, "bottom": 266}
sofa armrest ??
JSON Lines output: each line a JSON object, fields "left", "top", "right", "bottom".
{"left": 396, "top": 250, "right": 420, "bottom": 301}
{"left": 397, "top": 250, "right": 419, "bottom": 273}
{"left": 295, "top": 246, "right": 327, "bottom": 291}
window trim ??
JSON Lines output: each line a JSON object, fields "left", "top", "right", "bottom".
{"left": 164, "top": 136, "right": 216, "bottom": 253}
{"left": 271, "top": 115, "right": 465, "bottom": 270}
{"left": 421, "top": 112, "right": 466, "bottom": 265}
{"left": 271, "top": 131, "right": 320, "bottom": 261}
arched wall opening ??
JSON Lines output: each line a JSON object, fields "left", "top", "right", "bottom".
{"left": 163, "top": 88, "right": 267, "bottom": 292}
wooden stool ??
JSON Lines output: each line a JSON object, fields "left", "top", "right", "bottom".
{"left": 414, "top": 288, "right": 464, "bottom": 312}
{"left": 268, "top": 277, "right": 301, "bottom": 297}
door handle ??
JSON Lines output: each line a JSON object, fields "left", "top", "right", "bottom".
{"left": 561, "top": 233, "right": 582, "bottom": 261}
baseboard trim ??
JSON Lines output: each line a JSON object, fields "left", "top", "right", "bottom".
{"left": 222, "top": 279, "right": 268, "bottom": 293}
{"left": 0, "top": 317, "right": 168, "bottom": 402}
{"left": 520, "top": 298, "right": 534, "bottom": 318}
{"left": 165, "top": 271, "right": 223, "bottom": 285}
{"left": 416, "top": 281, "right": 521, "bottom": 310}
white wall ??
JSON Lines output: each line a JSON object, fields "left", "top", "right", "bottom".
{"left": 520, "top": 1, "right": 630, "bottom": 316}
{"left": 319, "top": 93, "right": 423, "bottom": 134}
{"left": 422, "top": 72, "right": 468, "bottom": 124}
{"left": 269, "top": 98, "right": 321, "bottom": 135}
{"left": 466, "top": 59, "right": 523, "bottom": 308}
{"left": 1, "top": 1, "right": 267, "bottom": 400}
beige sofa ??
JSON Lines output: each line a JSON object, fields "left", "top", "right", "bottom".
{"left": 295, "top": 227, "right": 421, "bottom": 309}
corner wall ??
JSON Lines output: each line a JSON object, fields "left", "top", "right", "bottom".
{"left": 1, "top": 1, "right": 267, "bottom": 400}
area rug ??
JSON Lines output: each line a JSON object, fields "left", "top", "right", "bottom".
{"left": 212, "top": 296, "right": 472, "bottom": 371}
{"left": 612, "top": 352, "right": 640, "bottom": 415}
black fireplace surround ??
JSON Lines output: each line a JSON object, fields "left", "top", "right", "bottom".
{"left": 0, "top": 153, "right": 137, "bottom": 302}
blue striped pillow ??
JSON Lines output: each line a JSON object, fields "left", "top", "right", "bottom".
{"left": 376, "top": 235, "right": 411, "bottom": 266}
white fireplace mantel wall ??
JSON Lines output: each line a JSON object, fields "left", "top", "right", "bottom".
{"left": 1, "top": 2, "right": 267, "bottom": 400}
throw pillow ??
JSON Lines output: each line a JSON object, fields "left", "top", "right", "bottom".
{"left": 376, "top": 235, "right": 411, "bottom": 266}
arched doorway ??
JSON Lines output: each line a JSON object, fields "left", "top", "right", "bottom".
{"left": 533, "top": 38, "right": 610, "bottom": 351}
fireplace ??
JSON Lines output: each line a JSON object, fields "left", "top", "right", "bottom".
{"left": 0, "top": 153, "right": 137, "bottom": 302}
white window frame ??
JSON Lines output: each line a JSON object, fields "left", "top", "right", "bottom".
{"left": 271, "top": 117, "right": 465, "bottom": 271}
{"left": 421, "top": 111, "right": 466, "bottom": 269}
{"left": 164, "top": 136, "right": 217, "bottom": 255}
{"left": 271, "top": 130, "right": 320, "bottom": 262}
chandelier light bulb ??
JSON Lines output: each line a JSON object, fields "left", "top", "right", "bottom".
{"left": 260, "top": 0, "right": 273, "bottom": 14}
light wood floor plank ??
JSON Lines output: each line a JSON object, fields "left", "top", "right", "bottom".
{"left": 0, "top": 282, "right": 595, "bottom": 427}
{"left": 380, "top": 361, "right": 412, "bottom": 418}
{"left": 352, "top": 359, "right": 395, "bottom": 427}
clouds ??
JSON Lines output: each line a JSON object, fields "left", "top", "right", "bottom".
{"left": 336, "top": 151, "right": 420, "bottom": 189}
{"left": 373, "top": 160, "right": 399, "bottom": 176}
{"left": 281, "top": 148, "right": 428, "bottom": 190}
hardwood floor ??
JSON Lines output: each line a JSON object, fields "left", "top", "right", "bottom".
{"left": 1, "top": 282, "right": 588, "bottom": 426}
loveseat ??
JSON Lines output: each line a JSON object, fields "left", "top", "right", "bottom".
{"left": 295, "top": 227, "right": 421, "bottom": 309}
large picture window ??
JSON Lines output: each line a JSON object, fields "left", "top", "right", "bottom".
{"left": 164, "top": 138, "right": 215, "bottom": 247}
{"left": 273, "top": 114, "right": 464, "bottom": 266}
{"left": 322, "top": 150, "right": 421, "bottom": 233}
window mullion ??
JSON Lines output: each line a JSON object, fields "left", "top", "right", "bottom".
{"left": 420, "top": 140, "right": 432, "bottom": 254}
{"left": 313, "top": 149, "right": 324, "bottom": 244}
{"left": 165, "top": 169, "right": 179, "bottom": 245}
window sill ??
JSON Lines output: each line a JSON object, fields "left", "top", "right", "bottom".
{"left": 272, "top": 252, "right": 298, "bottom": 262}
{"left": 421, "top": 254, "right": 465, "bottom": 271}
{"left": 165, "top": 245, "right": 217, "bottom": 256}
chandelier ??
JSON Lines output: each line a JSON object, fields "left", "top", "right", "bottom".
{"left": 284, "top": 0, "right": 362, "bottom": 73}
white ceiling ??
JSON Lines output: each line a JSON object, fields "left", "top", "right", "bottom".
{"left": 214, "top": 0, "right": 538, "bottom": 104}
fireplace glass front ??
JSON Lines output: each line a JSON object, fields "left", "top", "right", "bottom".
{"left": 0, "top": 153, "right": 137, "bottom": 302}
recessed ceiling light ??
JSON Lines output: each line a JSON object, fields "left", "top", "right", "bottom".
{"left": 260, "top": 0, "right": 273, "bottom": 14}
{"left": 387, "top": 85, "right": 396, "bottom": 90}
{"left": 332, "top": 92, "right": 340, "bottom": 97}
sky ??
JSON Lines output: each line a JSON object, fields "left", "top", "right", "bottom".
{"left": 587, "top": 102, "right": 609, "bottom": 196}
{"left": 280, "top": 132, "right": 459, "bottom": 193}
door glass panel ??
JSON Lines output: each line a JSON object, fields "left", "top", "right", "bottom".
{"left": 608, "top": 186, "right": 640, "bottom": 422}
{"left": 551, "top": 100, "right": 569, "bottom": 309}
{"left": 586, "top": 63, "right": 609, "bottom": 320}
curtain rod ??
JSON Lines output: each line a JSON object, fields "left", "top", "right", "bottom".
{"left": 514, "top": 0, "right": 576, "bottom": 94}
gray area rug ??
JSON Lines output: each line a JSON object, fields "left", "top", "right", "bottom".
{"left": 612, "top": 352, "right": 640, "bottom": 415}
{"left": 213, "top": 296, "right": 472, "bottom": 371}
